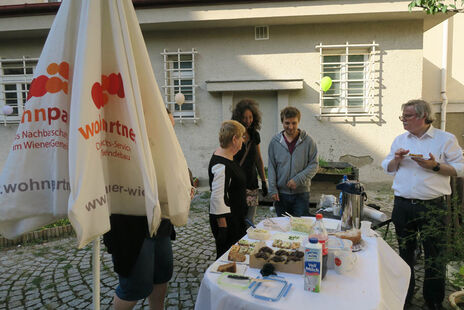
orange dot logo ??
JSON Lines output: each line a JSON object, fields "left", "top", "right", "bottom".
{"left": 27, "top": 61, "right": 70, "bottom": 101}
{"left": 91, "top": 73, "right": 125, "bottom": 110}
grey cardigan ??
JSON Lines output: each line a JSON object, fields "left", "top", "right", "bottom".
{"left": 267, "top": 130, "right": 318, "bottom": 196}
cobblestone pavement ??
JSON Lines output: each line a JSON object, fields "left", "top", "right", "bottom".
{"left": 0, "top": 184, "right": 458, "bottom": 309}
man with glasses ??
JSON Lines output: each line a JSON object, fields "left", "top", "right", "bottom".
{"left": 382, "top": 99, "right": 464, "bottom": 310}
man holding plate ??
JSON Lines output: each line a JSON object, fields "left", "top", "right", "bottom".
{"left": 382, "top": 99, "right": 464, "bottom": 310}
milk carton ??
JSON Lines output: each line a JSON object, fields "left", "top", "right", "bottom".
{"left": 304, "top": 237, "right": 322, "bottom": 292}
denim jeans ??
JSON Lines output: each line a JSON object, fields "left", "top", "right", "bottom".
{"left": 274, "top": 192, "right": 310, "bottom": 217}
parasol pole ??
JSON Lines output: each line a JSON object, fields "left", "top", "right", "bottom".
{"left": 92, "top": 237, "right": 101, "bottom": 310}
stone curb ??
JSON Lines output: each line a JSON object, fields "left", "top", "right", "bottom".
{"left": 0, "top": 224, "right": 74, "bottom": 248}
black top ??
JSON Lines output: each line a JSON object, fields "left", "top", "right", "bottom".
{"left": 103, "top": 216, "right": 173, "bottom": 277}
{"left": 208, "top": 154, "right": 247, "bottom": 219}
{"left": 234, "top": 128, "right": 261, "bottom": 190}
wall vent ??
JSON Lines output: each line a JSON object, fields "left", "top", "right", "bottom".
{"left": 255, "top": 26, "right": 269, "bottom": 40}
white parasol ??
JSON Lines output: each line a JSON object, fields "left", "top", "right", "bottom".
{"left": 0, "top": 0, "right": 192, "bottom": 308}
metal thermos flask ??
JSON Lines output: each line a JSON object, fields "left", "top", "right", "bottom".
{"left": 336, "top": 181, "right": 367, "bottom": 230}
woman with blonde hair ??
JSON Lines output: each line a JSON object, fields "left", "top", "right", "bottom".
{"left": 208, "top": 120, "right": 247, "bottom": 258}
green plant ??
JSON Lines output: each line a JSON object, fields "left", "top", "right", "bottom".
{"left": 396, "top": 193, "right": 464, "bottom": 290}
{"left": 31, "top": 276, "right": 43, "bottom": 287}
{"left": 318, "top": 158, "right": 329, "bottom": 167}
{"left": 42, "top": 218, "right": 70, "bottom": 229}
{"left": 449, "top": 263, "right": 464, "bottom": 289}
{"left": 408, "top": 0, "right": 463, "bottom": 14}
{"left": 446, "top": 194, "right": 464, "bottom": 289}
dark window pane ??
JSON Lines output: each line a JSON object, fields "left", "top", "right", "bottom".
{"left": 323, "top": 55, "right": 341, "bottom": 63}
{"left": 348, "top": 82, "right": 363, "bottom": 95}
{"left": 348, "top": 55, "right": 364, "bottom": 62}
{"left": 322, "top": 98, "right": 340, "bottom": 107}
{"left": 2, "top": 61, "right": 24, "bottom": 75}
{"left": 5, "top": 84, "right": 17, "bottom": 91}
{"left": 348, "top": 99, "right": 363, "bottom": 107}
{"left": 174, "top": 103, "right": 193, "bottom": 111}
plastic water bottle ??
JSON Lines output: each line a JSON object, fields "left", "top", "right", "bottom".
{"left": 338, "top": 175, "right": 347, "bottom": 216}
{"left": 304, "top": 237, "right": 322, "bottom": 292}
{"left": 310, "top": 214, "right": 328, "bottom": 279}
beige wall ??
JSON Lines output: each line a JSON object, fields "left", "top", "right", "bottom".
{"left": 0, "top": 19, "right": 425, "bottom": 183}
{"left": 423, "top": 14, "right": 464, "bottom": 147}
{"left": 433, "top": 113, "right": 464, "bottom": 148}
{"left": 423, "top": 14, "right": 464, "bottom": 105}
{"left": 144, "top": 20, "right": 423, "bottom": 182}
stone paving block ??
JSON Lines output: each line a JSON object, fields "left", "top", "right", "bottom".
{"left": 25, "top": 298, "right": 41, "bottom": 308}
{"left": 167, "top": 292, "right": 178, "bottom": 299}
{"left": 60, "top": 294, "right": 75, "bottom": 304}
{"left": 8, "top": 294, "right": 23, "bottom": 302}
{"left": 8, "top": 300, "right": 23, "bottom": 308}
{"left": 168, "top": 298, "right": 179, "bottom": 305}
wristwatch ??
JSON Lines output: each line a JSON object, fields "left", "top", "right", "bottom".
{"left": 432, "top": 162, "right": 441, "bottom": 172}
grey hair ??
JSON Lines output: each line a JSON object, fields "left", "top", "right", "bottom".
{"left": 401, "top": 99, "right": 434, "bottom": 124}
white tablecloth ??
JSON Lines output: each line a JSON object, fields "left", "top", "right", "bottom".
{"left": 195, "top": 217, "right": 410, "bottom": 310}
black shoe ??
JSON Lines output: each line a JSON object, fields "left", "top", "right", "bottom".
{"left": 425, "top": 300, "right": 436, "bottom": 310}
{"left": 434, "top": 302, "right": 444, "bottom": 310}
{"left": 425, "top": 300, "right": 444, "bottom": 310}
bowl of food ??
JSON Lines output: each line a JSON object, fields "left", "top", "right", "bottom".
{"left": 290, "top": 217, "right": 314, "bottom": 234}
{"left": 247, "top": 227, "right": 271, "bottom": 240}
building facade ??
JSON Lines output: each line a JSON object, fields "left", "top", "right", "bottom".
{"left": 0, "top": 0, "right": 462, "bottom": 183}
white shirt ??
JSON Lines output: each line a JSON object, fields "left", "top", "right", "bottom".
{"left": 209, "top": 163, "right": 231, "bottom": 215}
{"left": 382, "top": 126, "right": 464, "bottom": 200}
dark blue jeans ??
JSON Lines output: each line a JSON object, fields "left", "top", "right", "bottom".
{"left": 275, "top": 192, "right": 310, "bottom": 217}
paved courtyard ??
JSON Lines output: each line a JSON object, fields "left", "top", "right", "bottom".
{"left": 0, "top": 184, "right": 458, "bottom": 309}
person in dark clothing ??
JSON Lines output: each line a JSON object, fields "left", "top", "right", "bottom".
{"left": 104, "top": 108, "right": 194, "bottom": 310}
{"left": 208, "top": 120, "right": 247, "bottom": 259}
{"left": 232, "top": 99, "right": 267, "bottom": 225}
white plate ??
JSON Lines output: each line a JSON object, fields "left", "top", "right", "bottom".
{"left": 210, "top": 261, "right": 248, "bottom": 275}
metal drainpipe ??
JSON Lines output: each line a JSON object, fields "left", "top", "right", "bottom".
{"left": 440, "top": 19, "right": 449, "bottom": 131}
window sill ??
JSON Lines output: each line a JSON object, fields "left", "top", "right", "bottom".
{"left": 315, "top": 113, "right": 376, "bottom": 121}
{"left": 174, "top": 117, "right": 200, "bottom": 124}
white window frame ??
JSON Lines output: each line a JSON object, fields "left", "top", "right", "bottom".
{"left": 316, "top": 42, "right": 379, "bottom": 119}
{"left": 161, "top": 48, "right": 198, "bottom": 122}
{"left": 0, "top": 57, "right": 38, "bottom": 124}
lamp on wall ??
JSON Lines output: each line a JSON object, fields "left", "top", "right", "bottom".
{"left": 2, "top": 105, "right": 13, "bottom": 126}
{"left": 175, "top": 92, "right": 185, "bottom": 106}
{"left": 174, "top": 92, "right": 185, "bottom": 124}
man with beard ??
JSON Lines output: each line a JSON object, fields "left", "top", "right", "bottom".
{"left": 268, "top": 106, "right": 318, "bottom": 217}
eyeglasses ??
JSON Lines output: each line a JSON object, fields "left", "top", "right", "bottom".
{"left": 399, "top": 114, "right": 416, "bottom": 121}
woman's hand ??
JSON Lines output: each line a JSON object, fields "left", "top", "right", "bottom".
{"left": 261, "top": 180, "right": 268, "bottom": 197}
{"left": 217, "top": 217, "right": 227, "bottom": 228}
